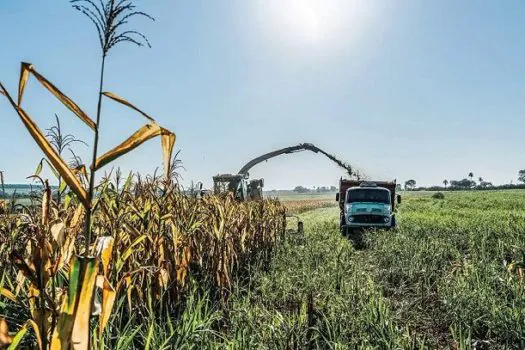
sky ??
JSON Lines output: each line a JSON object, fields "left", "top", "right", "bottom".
{"left": 1, "top": 0, "right": 524, "bottom": 189}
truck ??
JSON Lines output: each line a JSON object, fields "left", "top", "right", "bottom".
{"left": 336, "top": 178, "right": 401, "bottom": 235}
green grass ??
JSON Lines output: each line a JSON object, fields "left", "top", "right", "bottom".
{"left": 102, "top": 190, "right": 525, "bottom": 349}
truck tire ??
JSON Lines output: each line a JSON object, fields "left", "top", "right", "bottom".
{"left": 391, "top": 215, "right": 396, "bottom": 229}
{"left": 340, "top": 213, "right": 346, "bottom": 236}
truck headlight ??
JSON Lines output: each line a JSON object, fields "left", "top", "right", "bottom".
{"left": 348, "top": 216, "right": 354, "bottom": 222}
{"left": 383, "top": 217, "right": 390, "bottom": 223}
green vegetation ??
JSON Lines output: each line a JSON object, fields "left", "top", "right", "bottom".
{"left": 199, "top": 190, "right": 524, "bottom": 349}
{"left": 3, "top": 189, "right": 516, "bottom": 349}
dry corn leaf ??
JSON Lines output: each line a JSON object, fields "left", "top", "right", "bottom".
{"left": 71, "top": 257, "right": 98, "bottom": 350}
{"left": 94, "top": 123, "right": 175, "bottom": 176}
{"left": 0, "top": 288, "right": 18, "bottom": 304}
{"left": 99, "top": 277, "right": 116, "bottom": 336}
{"left": 70, "top": 204, "right": 84, "bottom": 228}
{"left": 51, "top": 222, "right": 66, "bottom": 248}
{"left": 161, "top": 132, "right": 176, "bottom": 179}
{"left": 19, "top": 62, "right": 96, "bottom": 130}
{"left": 0, "top": 318, "right": 12, "bottom": 347}
{"left": 0, "top": 83, "right": 90, "bottom": 209}
{"left": 102, "top": 91, "right": 156, "bottom": 122}
{"left": 50, "top": 256, "right": 82, "bottom": 350}
{"left": 95, "top": 236, "right": 114, "bottom": 276}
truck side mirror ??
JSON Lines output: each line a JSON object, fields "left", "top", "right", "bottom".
{"left": 397, "top": 195, "right": 401, "bottom": 204}
{"left": 335, "top": 193, "right": 340, "bottom": 202}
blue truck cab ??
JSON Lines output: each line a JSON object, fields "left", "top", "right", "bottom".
{"left": 336, "top": 179, "right": 400, "bottom": 235}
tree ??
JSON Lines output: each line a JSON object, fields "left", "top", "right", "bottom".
{"left": 405, "top": 179, "right": 416, "bottom": 190}
{"left": 478, "top": 177, "right": 483, "bottom": 183}
{"left": 450, "top": 178, "right": 475, "bottom": 190}
{"left": 293, "top": 186, "right": 310, "bottom": 193}
{"left": 468, "top": 172, "right": 474, "bottom": 181}
{"left": 518, "top": 170, "right": 525, "bottom": 184}
{"left": 443, "top": 179, "right": 448, "bottom": 189}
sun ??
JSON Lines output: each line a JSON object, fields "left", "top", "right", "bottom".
{"left": 254, "top": 0, "right": 369, "bottom": 48}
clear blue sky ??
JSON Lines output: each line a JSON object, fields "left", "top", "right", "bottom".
{"left": 1, "top": 0, "right": 524, "bottom": 189}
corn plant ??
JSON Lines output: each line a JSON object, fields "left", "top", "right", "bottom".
{"left": 0, "top": 174, "right": 287, "bottom": 349}
{"left": 69, "top": 0, "right": 156, "bottom": 248}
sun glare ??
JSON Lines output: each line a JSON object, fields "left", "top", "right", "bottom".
{"left": 255, "top": 0, "right": 370, "bottom": 48}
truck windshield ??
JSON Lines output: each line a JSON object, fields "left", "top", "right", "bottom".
{"left": 347, "top": 189, "right": 390, "bottom": 204}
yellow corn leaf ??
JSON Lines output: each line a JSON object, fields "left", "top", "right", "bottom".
{"left": 0, "top": 288, "right": 18, "bottom": 304}
{"left": 102, "top": 92, "right": 155, "bottom": 122}
{"left": 71, "top": 257, "right": 98, "bottom": 350}
{"left": 0, "top": 318, "right": 12, "bottom": 347}
{"left": 99, "top": 277, "right": 116, "bottom": 336}
{"left": 161, "top": 132, "right": 176, "bottom": 179}
{"left": 0, "top": 83, "right": 90, "bottom": 209}
{"left": 94, "top": 123, "right": 175, "bottom": 176}
{"left": 18, "top": 63, "right": 31, "bottom": 105}
{"left": 70, "top": 204, "right": 84, "bottom": 228}
{"left": 27, "top": 320, "right": 43, "bottom": 350}
{"left": 19, "top": 63, "right": 96, "bottom": 130}
{"left": 51, "top": 222, "right": 66, "bottom": 249}
{"left": 116, "top": 235, "right": 147, "bottom": 272}
{"left": 95, "top": 236, "right": 114, "bottom": 276}
{"left": 50, "top": 256, "right": 82, "bottom": 350}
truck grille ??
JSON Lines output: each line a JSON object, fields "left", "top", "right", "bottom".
{"left": 351, "top": 215, "right": 384, "bottom": 224}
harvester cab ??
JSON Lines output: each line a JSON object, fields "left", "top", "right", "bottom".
{"left": 213, "top": 174, "right": 249, "bottom": 201}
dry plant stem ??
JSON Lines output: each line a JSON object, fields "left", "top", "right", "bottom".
{"left": 85, "top": 55, "right": 106, "bottom": 252}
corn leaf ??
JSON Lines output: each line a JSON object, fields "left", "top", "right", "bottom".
{"left": 94, "top": 123, "right": 175, "bottom": 174}
{"left": 5, "top": 319, "right": 40, "bottom": 350}
{"left": 18, "top": 62, "right": 31, "bottom": 105}
{"left": 27, "top": 320, "right": 43, "bottom": 350}
{"left": 71, "top": 257, "right": 98, "bottom": 350}
{"left": 50, "top": 256, "right": 82, "bottom": 350}
{"left": 0, "top": 83, "right": 90, "bottom": 209}
{"left": 0, "top": 318, "right": 12, "bottom": 347}
{"left": 19, "top": 63, "right": 96, "bottom": 130}
{"left": 99, "top": 277, "right": 116, "bottom": 336}
{"left": 7, "top": 324, "right": 26, "bottom": 350}
{"left": 117, "top": 235, "right": 148, "bottom": 272}
{"left": 161, "top": 132, "right": 176, "bottom": 179}
{"left": 95, "top": 236, "right": 114, "bottom": 276}
{"left": 0, "top": 288, "right": 18, "bottom": 303}
{"left": 102, "top": 91, "right": 156, "bottom": 122}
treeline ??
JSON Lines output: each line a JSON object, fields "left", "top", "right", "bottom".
{"left": 293, "top": 185, "right": 338, "bottom": 194}
{"left": 403, "top": 169, "right": 525, "bottom": 191}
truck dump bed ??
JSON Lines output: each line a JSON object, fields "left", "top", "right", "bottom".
{"left": 338, "top": 178, "right": 397, "bottom": 210}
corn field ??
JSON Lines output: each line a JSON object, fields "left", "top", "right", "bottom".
{"left": 0, "top": 174, "right": 286, "bottom": 348}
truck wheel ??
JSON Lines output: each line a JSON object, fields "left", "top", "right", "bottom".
{"left": 391, "top": 215, "right": 396, "bottom": 229}
{"left": 340, "top": 214, "right": 346, "bottom": 236}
